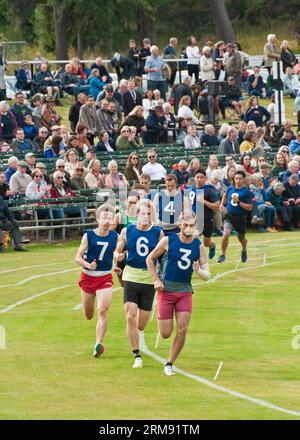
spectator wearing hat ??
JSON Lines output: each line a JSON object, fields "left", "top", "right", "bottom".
{"left": 4, "top": 156, "right": 18, "bottom": 184}
{"left": 145, "top": 46, "right": 166, "bottom": 101}
{"left": 25, "top": 152, "right": 36, "bottom": 174}
{"left": 68, "top": 93, "right": 87, "bottom": 132}
{"left": 9, "top": 160, "right": 31, "bottom": 194}
{"left": 0, "top": 101, "right": 18, "bottom": 143}
{"left": 143, "top": 105, "right": 167, "bottom": 145}
{"left": 0, "top": 195, "right": 27, "bottom": 252}
{"left": 11, "top": 128, "right": 33, "bottom": 154}
{"left": 10, "top": 92, "right": 32, "bottom": 128}
{"left": 36, "top": 162, "right": 50, "bottom": 184}
{"left": 258, "top": 162, "right": 272, "bottom": 189}
{"left": 16, "top": 61, "right": 32, "bottom": 92}
{"left": 267, "top": 182, "right": 294, "bottom": 230}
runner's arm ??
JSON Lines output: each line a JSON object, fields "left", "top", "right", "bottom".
{"left": 220, "top": 192, "right": 228, "bottom": 213}
{"left": 75, "top": 233, "right": 96, "bottom": 270}
{"left": 239, "top": 200, "right": 253, "bottom": 211}
{"left": 113, "top": 228, "right": 126, "bottom": 268}
{"left": 146, "top": 236, "right": 168, "bottom": 284}
{"left": 193, "top": 244, "right": 210, "bottom": 281}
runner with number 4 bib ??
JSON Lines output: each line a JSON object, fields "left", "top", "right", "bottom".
{"left": 114, "top": 199, "right": 164, "bottom": 369}
{"left": 75, "top": 203, "right": 119, "bottom": 358}
{"left": 146, "top": 211, "right": 210, "bottom": 376}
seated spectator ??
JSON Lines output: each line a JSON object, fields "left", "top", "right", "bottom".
{"left": 31, "top": 93, "right": 44, "bottom": 122}
{"left": 178, "top": 95, "right": 201, "bottom": 126}
{"left": 51, "top": 159, "right": 74, "bottom": 189}
{"left": 116, "top": 126, "right": 139, "bottom": 150}
{"left": 206, "top": 154, "right": 223, "bottom": 180}
{"left": 76, "top": 124, "right": 91, "bottom": 157}
{"left": 289, "top": 131, "right": 300, "bottom": 155}
{"left": 105, "top": 160, "right": 128, "bottom": 189}
{"left": 61, "top": 64, "right": 89, "bottom": 97}
{"left": 295, "top": 90, "right": 300, "bottom": 131}
{"left": 200, "top": 124, "right": 219, "bottom": 147}
{"left": 218, "top": 127, "right": 239, "bottom": 154}
{"left": 44, "top": 135, "right": 64, "bottom": 158}
{"left": 70, "top": 57, "right": 87, "bottom": 81}
{"left": 277, "top": 119, "right": 295, "bottom": 139}
{"left": 176, "top": 117, "right": 187, "bottom": 144}
{"left": 32, "top": 127, "right": 48, "bottom": 153}
{"left": 247, "top": 66, "right": 266, "bottom": 98}
{"left": 35, "top": 62, "right": 60, "bottom": 99}
{"left": 50, "top": 171, "right": 81, "bottom": 220}
{"left": 23, "top": 114, "right": 38, "bottom": 141}
{"left": 184, "top": 125, "right": 200, "bottom": 149}
{"left": 16, "top": 61, "right": 32, "bottom": 92}
{"left": 222, "top": 165, "right": 236, "bottom": 188}
{"left": 0, "top": 171, "right": 14, "bottom": 199}
{"left": 96, "top": 130, "right": 115, "bottom": 152}
{"left": 279, "top": 159, "right": 300, "bottom": 183}
{"left": 4, "top": 156, "right": 18, "bottom": 184}
{"left": 224, "top": 76, "right": 245, "bottom": 116}
{"left": 255, "top": 127, "right": 270, "bottom": 152}
{"left": 142, "top": 89, "right": 155, "bottom": 118}
{"left": 240, "top": 130, "right": 257, "bottom": 154}
{"left": 24, "top": 152, "right": 36, "bottom": 175}
{"left": 171, "top": 160, "right": 189, "bottom": 185}
{"left": 249, "top": 174, "right": 277, "bottom": 232}
{"left": 122, "top": 105, "right": 146, "bottom": 135}
{"left": 246, "top": 120, "right": 257, "bottom": 131}
{"left": 162, "top": 102, "right": 176, "bottom": 142}
{"left": 124, "top": 152, "right": 142, "bottom": 181}
{"left": 11, "top": 128, "right": 33, "bottom": 154}
{"left": 237, "top": 120, "right": 247, "bottom": 145}
{"left": 78, "top": 95, "right": 102, "bottom": 145}
{"left": 25, "top": 169, "right": 51, "bottom": 200}
{"left": 85, "top": 159, "right": 105, "bottom": 189}
{"left": 267, "top": 94, "right": 275, "bottom": 123}
{"left": 279, "top": 129, "right": 294, "bottom": 147}
{"left": 258, "top": 162, "right": 272, "bottom": 188}
{"left": 0, "top": 100, "right": 18, "bottom": 143}
{"left": 90, "top": 57, "right": 111, "bottom": 83}
{"left": 141, "top": 149, "right": 166, "bottom": 181}
{"left": 10, "top": 92, "right": 32, "bottom": 128}
{"left": 36, "top": 162, "right": 50, "bottom": 184}
{"left": 283, "top": 174, "right": 300, "bottom": 227}
{"left": 244, "top": 96, "right": 270, "bottom": 127}
{"left": 270, "top": 152, "right": 287, "bottom": 177}
{"left": 96, "top": 99, "right": 114, "bottom": 135}
{"left": 129, "top": 126, "right": 143, "bottom": 147}
{"left": 65, "top": 148, "right": 79, "bottom": 175}
{"left": 88, "top": 68, "right": 106, "bottom": 100}
{"left": 0, "top": 195, "right": 27, "bottom": 252}
{"left": 9, "top": 160, "right": 31, "bottom": 194}
{"left": 107, "top": 101, "right": 121, "bottom": 140}
{"left": 283, "top": 67, "right": 300, "bottom": 98}
{"left": 240, "top": 154, "right": 254, "bottom": 175}
{"left": 267, "top": 182, "right": 294, "bottom": 230}
{"left": 96, "top": 84, "right": 121, "bottom": 112}
{"left": 143, "top": 105, "right": 167, "bottom": 145}
{"left": 221, "top": 155, "right": 237, "bottom": 175}
{"left": 41, "top": 97, "right": 62, "bottom": 130}
{"left": 68, "top": 93, "right": 87, "bottom": 132}
{"left": 264, "top": 120, "right": 278, "bottom": 147}
{"left": 71, "top": 165, "right": 87, "bottom": 190}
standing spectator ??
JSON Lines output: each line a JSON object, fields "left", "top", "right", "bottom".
{"left": 78, "top": 95, "right": 102, "bottom": 145}
{"left": 174, "top": 76, "right": 192, "bottom": 114}
{"left": 139, "top": 38, "right": 151, "bottom": 74}
{"left": 105, "top": 160, "right": 128, "bottom": 189}
{"left": 263, "top": 34, "right": 280, "bottom": 73}
{"left": 9, "top": 160, "right": 31, "bottom": 194}
{"left": 143, "top": 105, "right": 166, "bottom": 145}
{"left": 0, "top": 195, "right": 27, "bottom": 252}
{"left": 145, "top": 45, "right": 166, "bottom": 101}
{"left": 127, "top": 39, "right": 140, "bottom": 67}
{"left": 11, "top": 128, "right": 33, "bottom": 154}
{"left": 171, "top": 160, "right": 189, "bottom": 185}
{"left": 247, "top": 66, "right": 266, "bottom": 97}
{"left": 280, "top": 40, "right": 296, "bottom": 73}
{"left": 0, "top": 101, "right": 18, "bottom": 143}
{"left": 122, "top": 79, "right": 142, "bottom": 117}
{"left": 200, "top": 46, "right": 215, "bottom": 82}
{"left": 184, "top": 125, "right": 200, "bottom": 149}
{"left": 68, "top": 93, "right": 87, "bottom": 132}
{"left": 163, "top": 37, "right": 178, "bottom": 87}
{"left": 10, "top": 92, "right": 32, "bottom": 128}
{"left": 142, "top": 89, "right": 155, "bottom": 119}
{"left": 85, "top": 159, "right": 105, "bottom": 189}
{"left": 224, "top": 43, "right": 242, "bottom": 87}
{"left": 244, "top": 96, "right": 270, "bottom": 127}
{"left": 141, "top": 149, "right": 166, "bottom": 181}
{"left": 218, "top": 127, "right": 239, "bottom": 154}
{"left": 0, "top": 45, "right": 7, "bottom": 100}
{"left": 124, "top": 152, "right": 142, "bottom": 181}
{"left": 4, "top": 156, "right": 18, "bottom": 184}
{"left": 213, "top": 41, "right": 225, "bottom": 80}
{"left": 186, "top": 36, "right": 201, "bottom": 82}
{"left": 96, "top": 99, "right": 113, "bottom": 135}
{"left": 110, "top": 53, "right": 136, "bottom": 81}
{"left": 283, "top": 174, "right": 300, "bottom": 226}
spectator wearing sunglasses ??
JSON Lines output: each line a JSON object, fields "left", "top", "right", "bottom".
{"left": 71, "top": 165, "right": 87, "bottom": 190}
{"left": 141, "top": 149, "right": 166, "bottom": 181}
{"left": 116, "top": 126, "right": 139, "bottom": 151}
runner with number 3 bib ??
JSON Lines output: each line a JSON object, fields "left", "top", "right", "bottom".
{"left": 114, "top": 199, "right": 164, "bottom": 369}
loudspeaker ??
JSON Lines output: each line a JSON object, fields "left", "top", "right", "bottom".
{"left": 207, "top": 80, "right": 228, "bottom": 96}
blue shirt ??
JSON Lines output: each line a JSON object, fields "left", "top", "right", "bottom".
{"left": 145, "top": 55, "right": 164, "bottom": 81}
{"left": 126, "top": 224, "right": 162, "bottom": 269}
{"left": 84, "top": 229, "right": 118, "bottom": 272}
{"left": 4, "top": 167, "right": 16, "bottom": 184}
{"left": 226, "top": 185, "right": 253, "bottom": 216}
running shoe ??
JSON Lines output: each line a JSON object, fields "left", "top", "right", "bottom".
{"left": 208, "top": 245, "right": 216, "bottom": 260}
{"left": 93, "top": 342, "right": 104, "bottom": 358}
{"left": 164, "top": 365, "right": 176, "bottom": 376}
{"left": 217, "top": 254, "right": 226, "bottom": 263}
{"left": 241, "top": 249, "right": 247, "bottom": 263}
{"left": 132, "top": 357, "right": 143, "bottom": 368}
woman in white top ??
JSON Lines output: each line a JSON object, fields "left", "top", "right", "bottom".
{"left": 206, "top": 154, "right": 223, "bottom": 181}
{"left": 85, "top": 159, "right": 105, "bottom": 189}
{"left": 65, "top": 148, "right": 79, "bottom": 175}
{"left": 142, "top": 89, "right": 155, "bottom": 118}
{"left": 184, "top": 125, "right": 200, "bottom": 149}
{"left": 186, "top": 35, "right": 201, "bottom": 83}
{"left": 200, "top": 46, "right": 215, "bottom": 82}
{"left": 177, "top": 95, "right": 201, "bottom": 126}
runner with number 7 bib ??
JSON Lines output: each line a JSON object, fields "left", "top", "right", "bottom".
{"left": 146, "top": 211, "right": 210, "bottom": 376}
{"left": 114, "top": 199, "right": 164, "bottom": 369}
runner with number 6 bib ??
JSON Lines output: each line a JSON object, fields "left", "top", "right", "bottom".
{"left": 146, "top": 211, "right": 210, "bottom": 376}
{"left": 114, "top": 199, "right": 164, "bottom": 369}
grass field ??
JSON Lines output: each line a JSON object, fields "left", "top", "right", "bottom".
{"left": 1, "top": 232, "right": 300, "bottom": 420}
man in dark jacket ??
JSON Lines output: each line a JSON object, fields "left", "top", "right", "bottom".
{"left": 68, "top": 93, "right": 87, "bottom": 132}
{"left": 218, "top": 127, "right": 240, "bottom": 154}
{"left": 10, "top": 91, "right": 32, "bottom": 128}
{"left": 143, "top": 106, "right": 166, "bottom": 144}
{"left": 0, "top": 195, "right": 27, "bottom": 252}
{"left": 122, "top": 79, "right": 142, "bottom": 116}
{"left": 174, "top": 76, "right": 192, "bottom": 113}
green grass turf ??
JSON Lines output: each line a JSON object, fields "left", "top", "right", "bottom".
{"left": 0, "top": 232, "right": 300, "bottom": 420}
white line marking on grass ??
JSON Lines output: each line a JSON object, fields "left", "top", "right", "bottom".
{"left": 155, "top": 331, "right": 160, "bottom": 349}
{"left": 139, "top": 337, "right": 300, "bottom": 418}
{"left": 263, "top": 253, "right": 267, "bottom": 266}
{"left": 0, "top": 285, "right": 72, "bottom": 315}
{"left": 0, "top": 261, "right": 74, "bottom": 275}
{"left": 213, "top": 361, "right": 223, "bottom": 382}
{"left": 71, "top": 286, "right": 123, "bottom": 310}
{"left": 0, "top": 268, "right": 79, "bottom": 289}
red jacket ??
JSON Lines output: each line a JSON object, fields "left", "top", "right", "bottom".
{"left": 50, "top": 185, "right": 75, "bottom": 202}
